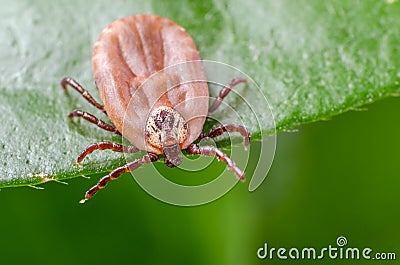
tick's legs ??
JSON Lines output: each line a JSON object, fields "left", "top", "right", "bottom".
{"left": 186, "top": 144, "right": 245, "bottom": 181}
{"left": 76, "top": 142, "right": 139, "bottom": 163}
{"left": 68, "top": 109, "right": 121, "bottom": 135}
{"left": 208, "top": 78, "right": 247, "bottom": 114}
{"left": 61, "top": 77, "right": 106, "bottom": 114}
{"left": 80, "top": 153, "right": 159, "bottom": 203}
{"left": 198, "top": 124, "right": 251, "bottom": 148}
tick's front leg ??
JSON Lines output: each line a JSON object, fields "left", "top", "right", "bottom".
{"left": 68, "top": 109, "right": 121, "bottom": 135}
{"left": 208, "top": 78, "right": 247, "bottom": 114}
{"left": 61, "top": 77, "right": 106, "bottom": 114}
{"left": 198, "top": 124, "right": 250, "bottom": 148}
{"left": 80, "top": 153, "right": 159, "bottom": 203}
{"left": 186, "top": 144, "right": 245, "bottom": 181}
{"left": 76, "top": 142, "right": 139, "bottom": 163}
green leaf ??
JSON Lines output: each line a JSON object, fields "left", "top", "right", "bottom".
{"left": 1, "top": 0, "right": 399, "bottom": 188}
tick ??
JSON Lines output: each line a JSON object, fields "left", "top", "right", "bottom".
{"left": 61, "top": 15, "right": 250, "bottom": 203}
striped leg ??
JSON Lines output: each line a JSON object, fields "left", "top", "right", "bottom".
{"left": 80, "top": 153, "right": 159, "bottom": 203}
{"left": 68, "top": 110, "right": 121, "bottom": 135}
{"left": 208, "top": 77, "right": 247, "bottom": 113}
{"left": 61, "top": 77, "right": 106, "bottom": 113}
{"left": 76, "top": 142, "right": 139, "bottom": 163}
{"left": 186, "top": 144, "right": 245, "bottom": 181}
{"left": 199, "top": 124, "right": 251, "bottom": 148}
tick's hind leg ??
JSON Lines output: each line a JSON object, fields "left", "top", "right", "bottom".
{"left": 199, "top": 124, "right": 251, "bottom": 148}
{"left": 76, "top": 141, "right": 139, "bottom": 163}
{"left": 208, "top": 78, "right": 247, "bottom": 114}
{"left": 186, "top": 144, "right": 245, "bottom": 181}
{"left": 80, "top": 153, "right": 159, "bottom": 203}
{"left": 68, "top": 109, "right": 121, "bottom": 135}
{"left": 61, "top": 77, "right": 106, "bottom": 114}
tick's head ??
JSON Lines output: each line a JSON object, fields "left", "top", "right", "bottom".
{"left": 145, "top": 106, "right": 187, "bottom": 166}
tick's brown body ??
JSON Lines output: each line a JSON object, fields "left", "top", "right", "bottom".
{"left": 61, "top": 15, "right": 250, "bottom": 203}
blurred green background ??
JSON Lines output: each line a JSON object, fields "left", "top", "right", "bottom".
{"left": 1, "top": 97, "right": 399, "bottom": 264}
{"left": 1, "top": 0, "right": 399, "bottom": 264}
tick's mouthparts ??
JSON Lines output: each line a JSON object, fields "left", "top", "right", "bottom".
{"left": 163, "top": 142, "right": 183, "bottom": 166}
